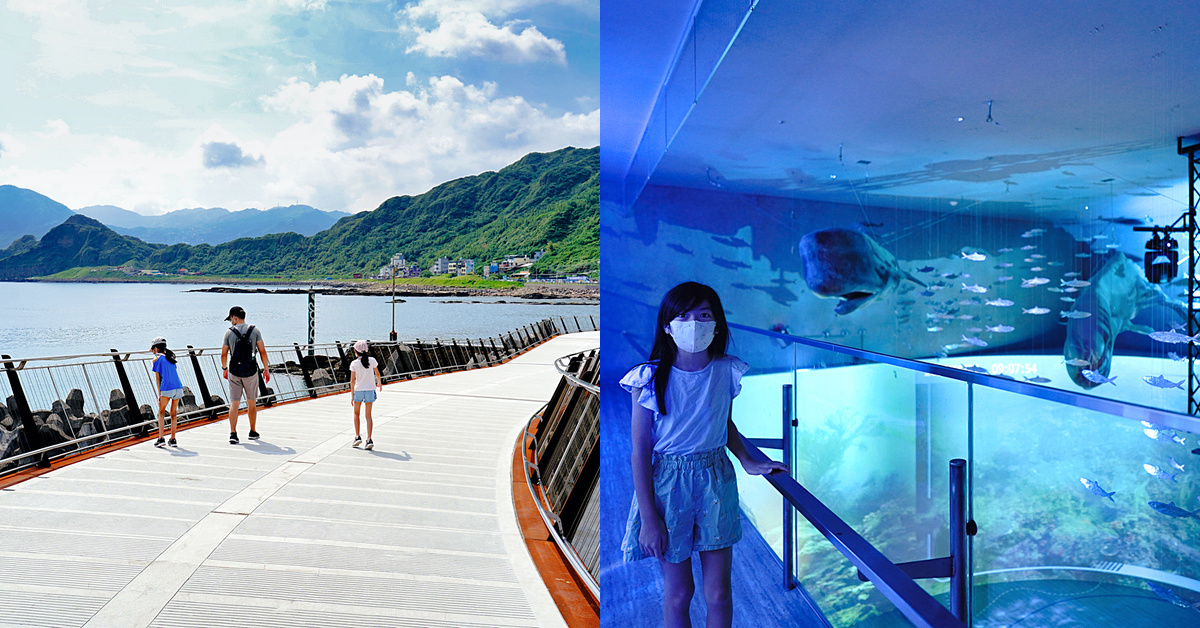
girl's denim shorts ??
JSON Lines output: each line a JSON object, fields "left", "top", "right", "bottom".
{"left": 352, "top": 390, "right": 377, "bottom": 403}
{"left": 159, "top": 388, "right": 184, "bottom": 400}
{"left": 621, "top": 447, "right": 742, "bottom": 564}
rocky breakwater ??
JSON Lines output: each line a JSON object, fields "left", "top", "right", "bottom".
{"left": 0, "top": 386, "right": 218, "bottom": 470}
{"left": 188, "top": 282, "right": 599, "bottom": 301}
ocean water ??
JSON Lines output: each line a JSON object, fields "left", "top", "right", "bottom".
{"left": 0, "top": 282, "right": 598, "bottom": 359}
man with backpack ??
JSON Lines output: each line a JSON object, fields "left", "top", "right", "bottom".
{"left": 220, "top": 306, "right": 271, "bottom": 444}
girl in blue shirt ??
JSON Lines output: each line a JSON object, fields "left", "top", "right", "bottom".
{"left": 622, "top": 282, "right": 788, "bottom": 628}
{"left": 150, "top": 337, "right": 184, "bottom": 447}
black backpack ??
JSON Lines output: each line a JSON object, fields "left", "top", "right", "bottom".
{"left": 228, "top": 325, "right": 258, "bottom": 377}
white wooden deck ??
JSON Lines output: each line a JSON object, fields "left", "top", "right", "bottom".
{"left": 0, "top": 331, "right": 598, "bottom": 628}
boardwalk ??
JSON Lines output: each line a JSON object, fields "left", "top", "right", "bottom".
{"left": 1, "top": 331, "right": 598, "bottom": 628}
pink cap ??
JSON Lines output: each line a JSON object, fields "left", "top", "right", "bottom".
{"left": 354, "top": 340, "right": 368, "bottom": 353}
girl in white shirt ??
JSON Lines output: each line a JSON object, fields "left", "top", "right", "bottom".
{"left": 349, "top": 340, "right": 382, "bottom": 450}
{"left": 621, "top": 281, "right": 787, "bottom": 628}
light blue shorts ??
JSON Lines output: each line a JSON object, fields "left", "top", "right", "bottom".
{"left": 352, "top": 390, "right": 377, "bottom": 403}
{"left": 160, "top": 388, "right": 184, "bottom": 401}
{"left": 622, "top": 447, "right": 742, "bottom": 564}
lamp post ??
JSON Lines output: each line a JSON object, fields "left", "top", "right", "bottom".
{"left": 390, "top": 268, "right": 397, "bottom": 341}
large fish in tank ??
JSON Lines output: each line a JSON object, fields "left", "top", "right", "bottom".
{"left": 800, "top": 228, "right": 923, "bottom": 315}
{"left": 1063, "top": 252, "right": 1186, "bottom": 389}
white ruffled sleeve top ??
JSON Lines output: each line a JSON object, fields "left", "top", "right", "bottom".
{"left": 619, "top": 355, "right": 749, "bottom": 455}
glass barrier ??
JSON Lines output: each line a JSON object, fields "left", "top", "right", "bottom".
{"left": 971, "top": 382, "right": 1200, "bottom": 626}
{"left": 732, "top": 327, "right": 970, "bottom": 626}
{"left": 730, "top": 322, "right": 1200, "bottom": 626}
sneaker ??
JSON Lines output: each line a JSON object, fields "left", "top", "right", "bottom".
{"left": 229, "top": 432, "right": 239, "bottom": 444}
{"left": 352, "top": 435, "right": 362, "bottom": 447}
{"left": 168, "top": 438, "right": 177, "bottom": 447}
{"left": 154, "top": 437, "right": 166, "bottom": 448}
{"left": 248, "top": 430, "right": 260, "bottom": 440}
{"left": 364, "top": 439, "right": 374, "bottom": 450}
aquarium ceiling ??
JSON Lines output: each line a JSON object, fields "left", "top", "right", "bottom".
{"left": 603, "top": 0, "right": 1200, "bottom": 223}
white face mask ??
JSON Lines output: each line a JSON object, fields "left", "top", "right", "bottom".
{"left": 668, "top": 320, "right": 717, "bottom": 354}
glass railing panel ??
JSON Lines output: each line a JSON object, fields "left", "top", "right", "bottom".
{"left": 730, "top": 327, "right": 969, "bottom": 626}
{"left": 971, "top": 381, "right": 1200, "bottom": 625}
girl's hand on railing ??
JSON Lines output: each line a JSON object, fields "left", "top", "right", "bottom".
{"left": 742, "top": 458, "right": 789, "bottom": 476}
{"left": 639, "top": 513, "right": 668, "bottom": 559}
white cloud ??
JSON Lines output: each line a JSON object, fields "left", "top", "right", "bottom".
{"left": 400, "top": 0, "right": 567, "bottom": 64}
{"left": 0, "top": 73, "right": 597, "bottom": 214}
{"left": 42, "top": 119, "right": 70, "bottom": 138}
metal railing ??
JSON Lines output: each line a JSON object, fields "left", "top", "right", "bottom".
{"left": 730, "top": 320, "right": 1200, "bottom": 627}
{"left": 0, "top": 316, "right": 598, "bottom": 475}
{"left": 521, "top": 348, "right": 600, "bottom": 599}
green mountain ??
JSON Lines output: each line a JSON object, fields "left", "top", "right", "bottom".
{"left": 0, "top": 146, "right": 598, "bottom": 279}
{"left": 76, "top": 203, "right": 350, "bottom": 245}
{"left": 0, "top": 215, "right": 162, "bottom": 280}
{"left": 0, "top": 185, "right": 76, "bottom": 248}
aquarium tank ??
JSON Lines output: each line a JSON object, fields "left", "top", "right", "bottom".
{"left": 601, "top": 0, "right": 1200, "bottom": 625}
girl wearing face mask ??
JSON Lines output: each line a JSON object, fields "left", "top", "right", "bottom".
{"left": 620, "top": 281, "right": 788, "bottom": 628}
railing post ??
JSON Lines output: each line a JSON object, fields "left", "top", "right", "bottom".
{"left": 186, "top": 346, "right": 218, "bottom": 419}
{"left": 589, "top": 315, "right": 596, "bottom": 330}
{"left": 293, "top": 343, "right": 317, "bottom": 398}
{"left": 573, "top": 315, "right": 581, "bottom": 332}
{"left": 2, "top": 355, "right": 49, "bottom": 467}
{"left": 110, "top": 350, "right": 147, "bottom": 438}
{"left": 950, "top": 458, "right": 968, "bottom": 624}
{"left": 783, "top": 383, "right": 795, "bottom": 590}
{"left": 334, "top": 341, "right": 349, "bottom": 384}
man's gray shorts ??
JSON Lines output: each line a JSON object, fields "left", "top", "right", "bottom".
{"left": 228, "top": 373, "right": 258, "bottom": 408}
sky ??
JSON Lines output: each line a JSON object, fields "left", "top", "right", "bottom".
{"left": 0, "top": 0, "right": 599, "bottom": 215}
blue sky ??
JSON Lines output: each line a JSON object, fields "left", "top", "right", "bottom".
{"left": 0, "top": 0, "right": 598, "bottom": 215}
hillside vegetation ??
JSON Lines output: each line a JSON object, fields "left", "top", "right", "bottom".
{"left": 0, "top": 146, "right": 598, "bottom": 280}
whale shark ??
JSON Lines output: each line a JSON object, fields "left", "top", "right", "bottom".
{"left": 1063, "top": 252, "right": 1186, "bottom": 388}
{"left": 800, "top": 228, "right": 923, "bottom": 315}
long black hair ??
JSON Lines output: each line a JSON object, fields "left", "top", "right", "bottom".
{"left": 359, "top": 345, "right": 370, "bottom": 368}
{"left": 646, "top": 281, "right": 729, "bottom": 415}
{"left": 153, "top": 341, "right": 177, "bottom": 365}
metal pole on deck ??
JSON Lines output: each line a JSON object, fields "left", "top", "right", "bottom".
{"left": 307, "top": 287, "right": 315, "bottom": 357}
{"left": 950, "top": 459, "right": 968, "bottom": 623}
{"left": 783, "top": 384, "right": 795, "bottom": 590}
{"left": 390, "top": 271, "right": 398, "bottom": 342}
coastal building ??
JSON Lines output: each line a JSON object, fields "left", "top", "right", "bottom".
{"left": 432, "top": 257, "right": 450, "bottom": 275}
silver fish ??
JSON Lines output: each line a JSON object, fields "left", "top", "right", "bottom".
{"left": 1170, "top": 456, "right": 1186, "bottom": 472}
{"left": 960, "top": 364, "right": 990, "bottom": 374}
{"left": 1047, "top": 287, "right": 1064, "bottom": 293}
{"left": 926, "top": 326, "right": 944, "bottom": 332}
{"left": 997, "top": 276, "right": 1014, "bottom": 282}
{"left": 1081, "top": 369, "right": 1116, "bottom": 385}
{"left": 1168, "top": 352, "right": 1187, "bottom": 361}
{"left": 1023, "top": 307, "right": 1051, "bottom": 315}
{"left": 1064, "top": 272, "right": 1081, "bottom": 278}
{"left": 1061, "top": 310, "right": 1092, "bottom": 319}
{"left": 985, "top": 298, "right": 1014, "bottom": 307}
{"left": 1063, "top": 287, "right": 1078, "bottom": 292}
{"left": 1064, "top": 358, "right": 1090, "bottom": 367}
{"left": 961, "top": 335, "right": 988, "bottom": 347}
{"left": 1149, "top": 330, "right": 1200, "bottom": 344}
{"left": 986, "top": 324, "right": 1015, "bottom": 333}
{"left": 1024, "top": 375, "right": 1051, "bottom": 383}
{"left": 1030, "top": 253, "right": 1046, "bottom": 259}
{"left": 956, "top": 314, "right": 975, "bottom": 320}
{"left": 1022, "top": 277, "right": 1050, "bottom": 287}
{"left": 1030, "top": 267, "right": 1045, "bottom": 272}
{"left": 1142, "top": 421, "right": 1156, "bottom": 428}
{"left": 1062, "top": 279, "right": 1091, "bottom": 288}
{"left": 1061, "top": 296, "right": 1076, "bottom": 302}
{"left": 1021, "top": 245, "right": 1037, "bottom": 250}
{"left": 1080, "top": 477, "right": 1115, "bottom": 501}
{"left": 1143, "top": 428, "right": 1186, "bottom": 446}
{"left": 942, "top": 343, "right": 962, "bottom": 351}
{"left": 1093, "top": 234, "right": 1109, "bottom": 240}
{"left": 995, "top": 262, "right": 1014, "bottom": 268}
{"left": 1075, "top": 252, "right": 1092, "bottom": 258}
{"left": 961, "top": 283, "right": 988, "bottom": 293}
{"left": 1105, "top": 243, "right": 1120, "bottom": 249}
{"left": 1144, "top": 375, "right": 1184, "bottom": 389}
{"left": 998, "top": 248, "right": 1013, "bottom": 253}
{"left": 1022, "top": 229, "right": 1046, "bottom": 238}
{"left": 1047, "top": 261, "right": 1064, "bottom": 267}
{"left": 962, "top": 252, "right": 987, "bottom": 261}
{"left": 1144, "top": 463, "right": 1178, "bottom": 482}
{"left": 966, "top": 327, "right": 983, "bottom": 333}
{"left": 1024, "top": 258, "right": 1037, "bottom": 263}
